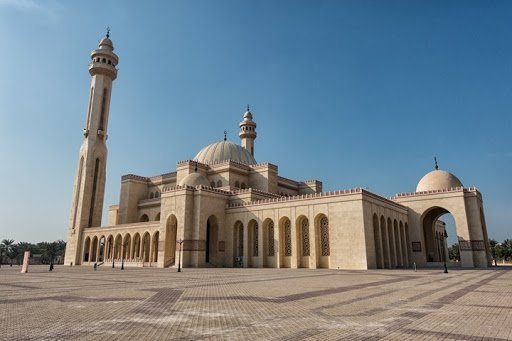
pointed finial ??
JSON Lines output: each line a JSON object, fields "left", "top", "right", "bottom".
{"left": 247, "top": 104, "right": 250, "bottom": 112}
{"left": 106, "top": 27, "right": 110, "bottom": 38}
{"left": 434, "top": 156, "right": 439, "bottom": 170}
{"left": 194, "top": 161, "right": 198, "bottom": 172}
{"left": 224, "top": 130, "right": 227, "bottom": 141}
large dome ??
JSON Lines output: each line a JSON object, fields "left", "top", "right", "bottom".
{"left": 416, "top": 170, "right": 463, "bottom": 192}
{"left": 194, "top": 140, "right": 257, "bottom": 165}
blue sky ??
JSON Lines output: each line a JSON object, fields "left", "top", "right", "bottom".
{"left": 0, "top": 0, "right": 510, "bottom": 244}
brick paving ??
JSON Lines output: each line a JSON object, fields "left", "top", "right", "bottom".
{"left": 0, "top": 266, "right": 511, "bottom": 340}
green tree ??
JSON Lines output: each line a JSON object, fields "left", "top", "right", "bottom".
{"left": 448, "top": 243, "right": 460, "bottom": 261}
{"left": 0, "top": 239, "right": 15, "bottom": 268}
{"left": 502, "top": 239, "right": 512, "bottom": 261}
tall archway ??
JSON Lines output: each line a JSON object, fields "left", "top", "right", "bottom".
{"left": 165, "top": 215, "right": 177, "bottom": 267}
{"left": 152, "top": 231, "right": 159, "bottom": 263}
{"left": 247, "top": 219, "right": 258, "bottom": 267}
{"left": 394, "top": 219, "right": 403, "bottom": 267}
{"left": 296, "top": 215, "right": 310, "bottom": 268}
{"left": 98, "top": 235, "right": 105, "bottom": 262}
{"left": 142, "top": 232, "right": 151, "bottom": 262}
{"left": 421, "top": 207, "right": 454, "bottom": 265}
{"left": 373, "top": 214, "right": 383, "bottom": 269}
{"left": 123, "top": 234, "right": 131, "bottom": 261}
{"left": 132, "top": 233, "right": 141, "bottom": 260}
{"left": 233, "top": 221, "right": 244, "bottom": 267}
{"left": 91, "top": 236, "right": 98, "bottom": 262}
{"left": 206, "top": 215, "right": 219, "bottom": 266}
{"left": 114, "top": 234, "right": 122, "bottom": 259}
{"left": 387, "top": 218, "right": 396, "bottom": 268}
{"left": 380, "top": 216, "right": 390, "bottom": 269}
{"left": 263, "top": 218, "right": 275, "bottom": 268}
{"left": 83, "top": 237, "right": 91, "bottom": 262}
{"left": 106, "top": 235, "right": 114, "bottom": 260}
{"left": 279, "top": 217, "right": 292, "bottom": 268}
{"left": 315, "top": 214, "right": 330, "bottom": 269}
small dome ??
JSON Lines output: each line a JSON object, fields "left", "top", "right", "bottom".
{"left": 243, "top": 111, "right": 253, "bottom": 120}
{"left": 194, "top": 140, "right": 256, "bottom": 165}
{"left": 99, "top": 37, "right": 114, "bottom": 50}
{"left": 179, "top": 172, "right": 210, "bottom": 187}
{"left": 416, "top": 170, "right": 463, "bottom": 192}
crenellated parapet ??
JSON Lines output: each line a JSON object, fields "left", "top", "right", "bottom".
{"left": 391, "top": 186, "right": 479, "bottom": 200}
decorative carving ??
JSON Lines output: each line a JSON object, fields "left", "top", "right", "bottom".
{"left": 302, "top": 219, "right": 310, "bottom": 256}
{"left": 320, "top": 216, "right": 330, "bottom": 256}
{"left": 471, "top": 240, "right": 485, "bottom": 251}
{"left": 459, "top": 240, "right": 471, "bottom": 251}
{"left": 412, "top": 241, "right": 421, "bottom": 252}
{"left": 285, "top": 220, "right": 291, "bottom": 256}
{"left": 268, "top": 221, "right": 275, "bottom": 256}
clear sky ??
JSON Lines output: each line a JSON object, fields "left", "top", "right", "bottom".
{"left": 0, "top": 0, "right": 510, "bottom": 245}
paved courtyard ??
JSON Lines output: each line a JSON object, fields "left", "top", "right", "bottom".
{"left": 0, "top": 266, "right": 511, "bottom": 340}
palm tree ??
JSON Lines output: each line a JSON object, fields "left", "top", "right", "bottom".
{"left": 0, "top": 239, "right": 15, "bottom": 268}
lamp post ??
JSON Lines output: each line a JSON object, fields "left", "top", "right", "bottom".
{"left": 177, "top": 239, "right": 183, "bottom": 272}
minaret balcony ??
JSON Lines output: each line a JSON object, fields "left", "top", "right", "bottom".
{"left": 88, "top": 62, "right": 117, "bottom": 79}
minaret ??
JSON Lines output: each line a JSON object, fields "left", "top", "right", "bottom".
{"left": 65, "top": 31, "right": 119, "bottom": 266}
{"left": 239, "top": 105, "right": 257, "bottom": 156}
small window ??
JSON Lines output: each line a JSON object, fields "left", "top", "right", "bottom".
{"left": 241, "top": 182, "right": 246, "bottom": 189}
{"left": 210, "top": 181, "right": 215, "bottom": 187}
{"left": 155, "top": 191, "right": 159, "bottom": 198}
{"left": 102, "top": 58, "right": 106, "bottom": 63}
{"left": 235, "top": 181, "right": 240, "bottom": 188}
{"left": 140, "top": 214, "right": 149, "bottom": 222}
{"left": 108, "top": 60, "right": 111, "bottom": 65}
{"left": 216, "top": 180, "right": 222, "bottom": 187}
{"left": 149, "top": 192, "right": 154, "bottom": 199}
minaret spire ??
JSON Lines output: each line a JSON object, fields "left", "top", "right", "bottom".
{"left": 239, "top": 105, "right": 257, "bottom": 156}
{"left": 106, "top": 26, "right": 110, "bottom": 38}
{"left": 65, "top": 34, "right": 119, "bottom": 266}
{"left": 434, "top": 156, "right": 439, "bottom": 170}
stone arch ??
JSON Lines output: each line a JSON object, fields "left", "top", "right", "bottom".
{"left": 139, "top": 214, "right": 149, "bottom": 222}
{"left": 262, "top": 218, "right": 275, "bottom": 268}
{"left": 233, "top": 220, "right": 244, "bottom": 267}
{"left": 295, "top": 215, "right": 310, "bottom": 268}
{"left": 165, "top": 214, "right": 178, "bottom": 267}
{"left": 106, "top": 235, "right": 114, "bottom": 260}
{"left": 387, "top": 218, "right": 396, "bottom": 268}
{"left": 152, "top": 231, "right": 159, "bottom": 263}
{"left": 98, "top": 235, "right": 106, "bottom": 261}
{"left": 380, "top": 216, "right": 390, "bottom": 269}
{"left": 142, "top": 232, "right": 151, "bottom": 262}
{"left": 132, "top": 233, "right": 141, "bottom": 260}
{"left": 399, "top": 221, "right": 409, "bottom": 267}
{"left": 123, "top": 234, "right": 131, "bottom": 260}
{"left": 373, "top": 214, "right": 383, "bottom": 269}
{"left": 314, "top": 213, "right": 330, "bottom": 269}
{"left": 206, "top": 215, "right": 219, "bottom": 266}
{"left": 83, "top": 236, "right": 91, "bottom": 262}
{"left": 247, "top": 219, "right": 259, "bottom": 267}
{"left": 279, "top": 217, "right": 292, "bottom": 268}
{"left": 91, "top": 236, "right": 98, "bottom": 262}
{"left": 393, "top": 219, "right": 403, "bottom": 267}
{"left": 420, "top": 206, "right": 457, "bottom": 265}
{"left": 114, "top": 234, "right": 122, "bottom": 259}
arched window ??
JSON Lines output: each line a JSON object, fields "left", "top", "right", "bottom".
{"left": 140, "top": 214, "right": 149, "bottom": 222}
{"left": 108, "top": 60, "right": 111, "bottom": 65}
{"left": 102, "top": 58, "right": 106, "bottom": 63}
{"left": 149, "top": 192, "right": 154, "bottom": 199}
{"left": 301, "top": 218, "right": 310, "bottom": 256}
{"left": 235, "top": 181, "right": 240, "bottom": 188}
{"left": 154, "top": 191, "right": 159, "bottom": 198}
{"left": 253, "top": 222, "right": 259, "bottom": 257}
{"left": 268, "top": 221, "right": 275, "bottom": 256}
{"left": 241, "top": 182, "right": 246, "bottom": 189}
{"left": 284, "top": 219, "right": 292, "bottom": 256}
{"left": 210, "top": 181, "right": 215, "bottom": 187}
{"left": 320, "top": 216, "right": 330, "bottom": 256}
{"left": 216, "top": 180, "right": 222, "bottom": 187}
{"left": 155, "top": 212, "right": 161, "bottom": 221}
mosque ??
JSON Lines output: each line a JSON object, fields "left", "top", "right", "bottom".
{"left": 64, "top": 34, "right": 492, "bottom": 270}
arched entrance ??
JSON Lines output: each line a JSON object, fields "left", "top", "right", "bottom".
{"left": 279, "top": 217, "right": 292, "bottom": 268}
{"left": 206, "top": 215, "right": 219, "bottom": 266}
{"left": 263, "top": 218, "right": 275, "bottom": 268}
{"left": 165, "top": 215, "right": 177, "bottom": 267}
{"left": 315, "top": 214, "right": 330, "bottom": 269}
{"left": 247, "top": 219, "right": 258, "bottom": 267}
{"left": 422, "top": 207, "right": 457, "bottom": 266}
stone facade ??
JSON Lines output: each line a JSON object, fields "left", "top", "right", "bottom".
{"left": 65, "top": 35, "right": 492, "bottom": 270}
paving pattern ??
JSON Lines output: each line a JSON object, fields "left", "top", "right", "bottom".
{"left": 0, "top": 265, "right": 511, "bottom": 340}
